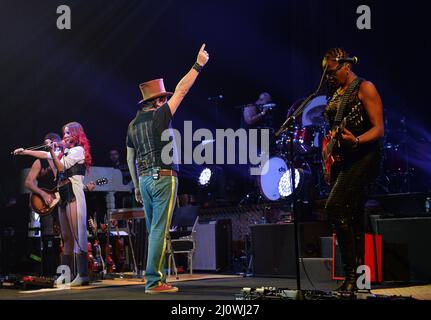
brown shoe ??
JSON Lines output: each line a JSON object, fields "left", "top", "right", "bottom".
{"left": 145, "top": 283, "right": 179, "bottom": 294}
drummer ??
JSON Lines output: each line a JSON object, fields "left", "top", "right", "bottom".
{"left": 240, "top": 92, "right": 275, "bottom": 201}
{"left": 242, "top": 92, "right": 274, "bottom": 130}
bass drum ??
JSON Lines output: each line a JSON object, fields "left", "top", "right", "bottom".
{"left": 258, "top": 156, "right": 312, "bottom": 201}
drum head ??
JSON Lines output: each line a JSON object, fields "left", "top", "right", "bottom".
{"left": 259, "top": 157, "right": 288, "bottom": 201}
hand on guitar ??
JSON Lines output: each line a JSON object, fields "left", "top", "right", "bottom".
{"left": 40, "top": 191, "right": 55, "bottom": 206}
{"left": 84, "top": 181, "right": 96, "bottom": 192}
{"left": 340, "top": 128, "right": 357, "bottom": 146}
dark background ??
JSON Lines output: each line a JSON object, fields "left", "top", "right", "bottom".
{"left": 1, "top": 0, "right": 430, "bottom": 203}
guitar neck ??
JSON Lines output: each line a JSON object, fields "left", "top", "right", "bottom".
{"left": 89, "top": 217, "right": 99, "bottom": 241}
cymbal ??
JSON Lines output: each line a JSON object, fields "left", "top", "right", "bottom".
{"left": 304, "top": 106, "right": 327, "bottom": 126}
{"left": 301, "top": 95, "right": 328, "bottom": 127}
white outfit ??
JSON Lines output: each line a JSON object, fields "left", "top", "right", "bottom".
{"left": 47, "top": 146, "right": 88, "bottom": 254}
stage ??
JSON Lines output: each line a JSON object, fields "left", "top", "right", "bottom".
{"left": 1, "top": 1, "right": 431, "bottom": 309}
{"left": 1, "top": 274, "right": 430, "bottom": 300}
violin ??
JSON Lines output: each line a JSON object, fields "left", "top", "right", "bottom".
{"left": 105, "top": 243, "right": 116, "bottom": 273}
{"left": 87, "top": 242, "right": 99, "bottom": 272}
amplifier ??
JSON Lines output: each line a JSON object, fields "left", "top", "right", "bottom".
{"left": 192, "top": 219, "right": 232, "bottom": 271}
{"left": 376, "top": 217, "right": 431, "bottom": 282}
{"left": 250, "top": 222, "right": 329, "bottom": 277}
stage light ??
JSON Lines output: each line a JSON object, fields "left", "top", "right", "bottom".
{"left": 198, "top": 168, "right": 212, "bottom": 186}
{"left": 278, "top": 169, "right": 301, "bottom": 198}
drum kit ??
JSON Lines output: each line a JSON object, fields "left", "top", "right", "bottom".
{"left": 252, "top": 100, "right": 418, "bottom": 202}
{"left": 254, "top": 95, "right": 330, "bottom": 203}
{"left": 375, "top": 114, "right": 420, "bottom": 194}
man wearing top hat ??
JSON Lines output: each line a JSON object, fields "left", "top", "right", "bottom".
{"left": 126, "top": 44, "right": 209, "bottom": 294}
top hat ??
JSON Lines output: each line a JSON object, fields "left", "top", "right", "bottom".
{"left": 138, "top": 78, "right": 173, "bottom": 104}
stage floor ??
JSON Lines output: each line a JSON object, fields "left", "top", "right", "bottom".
{"left": 0, "top": 274, "right": 430, "bottom": 300}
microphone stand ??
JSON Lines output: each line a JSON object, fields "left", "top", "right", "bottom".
{"left": 275, "top": 65, "right": 328, "bottom": 299}
{"left": 209, "top": 97, "right": 223, "bottom": 130}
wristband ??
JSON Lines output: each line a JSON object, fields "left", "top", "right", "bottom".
{"left": 354, "top": 137, "right": 360, "bottom": 148}
{"left": 192, "top": 62, "right": 203, "bottom": 73}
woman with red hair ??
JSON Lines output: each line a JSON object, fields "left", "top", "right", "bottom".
{"left": 14, "top": 122, "right": 92, "bottom": 287}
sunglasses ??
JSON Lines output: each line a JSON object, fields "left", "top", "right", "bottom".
{"left": 325, "top": 62, "right": 345, "bottom": 78}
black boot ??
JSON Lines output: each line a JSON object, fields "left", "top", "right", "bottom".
{"left": 337, "top": 268, "right": 357, "bottom": 293}
{"left": 70, "top": 253, "right": 90, "bottom": 287}
{"left": 335, "top": 222, "right": 357, "bottom": 293}
{"left": 352, "top": 211, "right": 365, "bottom": 269}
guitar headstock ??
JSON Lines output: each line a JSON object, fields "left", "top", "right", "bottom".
{"left": 96, "top": 178, "right": 108, "bottom": 186}
{"left": 88, "top": 216, "right": 97, "bottom": 235}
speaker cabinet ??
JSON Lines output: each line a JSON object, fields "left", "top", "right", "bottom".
{"left": 250, "top": 224, "right": 296, "bottom": 277}
{"left": 376, "top": 217, "right": 431, "bottom": 282}
{"left": 193, "top": 219, "right": 232, "bottom": 271}
{"left": 250, "top": 222, "right": 329, "bottom": 277}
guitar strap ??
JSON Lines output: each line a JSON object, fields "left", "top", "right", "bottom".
{"left": 47, "top": 159, "right": 57, "bottom": 180}
{"left": 46, "top": 150, "right": 64, "bottom": 181}
{"left": 333, "top": 77, "right": 362, "bottom": 128}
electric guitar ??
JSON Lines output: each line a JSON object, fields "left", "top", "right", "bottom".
{"left": 88, "top": 214, "right": 106, "bottom": 275}
{"left": 321, "top": 104, "right": 362, "bottom": 185}
{"left": 30, "top": 178, "right": 108, "bottom": 216}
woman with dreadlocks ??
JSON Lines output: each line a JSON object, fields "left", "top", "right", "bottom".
{"left": 322, "top": 48, "right": 384, "bottom": 293}
{"left": 14, "top": 122, "right": 92, "bottom": 286}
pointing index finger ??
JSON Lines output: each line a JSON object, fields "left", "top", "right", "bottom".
{"left": 200, "top": 43, "right": 206, "bottom": 52}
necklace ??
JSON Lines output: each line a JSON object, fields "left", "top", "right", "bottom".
{"left": 336, "top": 87, "right": 346, "bottom": 96}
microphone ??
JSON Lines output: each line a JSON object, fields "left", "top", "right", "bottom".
{"left": 261, "top": 103, "right": 276, "bottom": 109}
{"left": 334, "top": 56, "right": 359, "bottom": 64}
{"left": 208, "top": 95, "right": 223, "bottom": 101}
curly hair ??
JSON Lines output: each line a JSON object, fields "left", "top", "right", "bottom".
{"left": 62, "top": 122, "right": 92, "bottom": 170}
